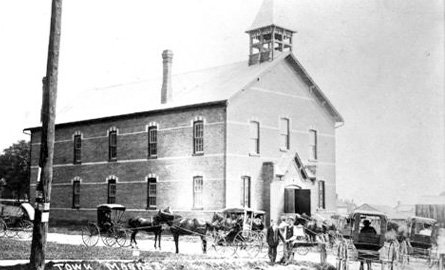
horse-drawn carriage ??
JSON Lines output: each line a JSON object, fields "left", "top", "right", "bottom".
{"left": 211, "top": 207, "right": 265, "bottom": 257}
{"left": 81, "top": 204, "right": 128, "bottom": 247}
{"left": 0, "top": 202, "right": 34, "bottom": 239}
{"left": 399, "top": 216, "right": 441, "bottom": 267}
{"left": 336, "top": 210, "right": 399, "bottom": 270}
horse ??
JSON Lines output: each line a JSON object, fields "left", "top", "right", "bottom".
{"left": 127, "top": 216, "right": 163, "bottom": 249}
{"left": 154, "top": 207, "right": 214, "bottom": 254}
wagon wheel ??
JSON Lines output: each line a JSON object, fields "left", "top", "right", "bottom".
{"left": 17, "top": 220, "right": 33, "bottom": 239}
{"left": 102, "top": 227, "right": 117, "bottom": 247}
{"left": 81, "top": 223, "right": 100, "bottom": 247}
{"left": 427, "top": 248, "right": 438, "bottom": 269}
{"left": 115, "top": 226, "right": 129, "bottom": 247}
{"left": 234, "top": 231, "right": 262, "bottom": 258}
{"left": 0, "top": 219, "right": 6, "bottom": 237}
{"left": 212, "top": 232, "right": 236, "bottom": 256}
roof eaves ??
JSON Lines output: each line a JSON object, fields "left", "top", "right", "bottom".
{"left": 24, "top": 100, "right": 228, "bottom": 132}
{"left": 285, "top": 53, "right": 344, "bottom": 124}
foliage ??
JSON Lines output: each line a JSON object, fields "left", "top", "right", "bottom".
{"left": 0, "top": 140, "right": 30, "bottom": 200}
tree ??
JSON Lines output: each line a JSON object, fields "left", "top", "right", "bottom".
{"left": 0, "top": 140, "right": 30, "bottom": 200}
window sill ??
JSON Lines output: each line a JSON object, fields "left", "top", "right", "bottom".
{"left": 148, "top": 156, "right": 158, "bottom": 160}
{"left": 249, "top": 153, "right": 260, "bottom": 157}
{"left": 307, "top": 159, "right": 318, "bottom": 163}
{"left": 279, "top": 148, "right": 289, "bottom": 152}
{"left": 192, "top": 152, "right": 204, "bottom": 156}
{"left": 146, "top": 207, "right": 157, "bottom": 210}
{"left": 72, "top": 207, "right": 80, "bottom": 210}
{"left": 73, "top": 161, "right": 82, "bottom": 165}
{"left": 193, "top": 207, "right": 204, "bottom": 210}
{"left": 108, "top": 159, "right": 117, "bottom": 162}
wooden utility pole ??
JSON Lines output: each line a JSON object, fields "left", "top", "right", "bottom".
{"left": 30, "top": 0, "right": 62, "bottom": 269}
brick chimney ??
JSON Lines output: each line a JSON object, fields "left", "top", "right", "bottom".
{"left": 161, "top": 50, "right": 173, "bottom": 104}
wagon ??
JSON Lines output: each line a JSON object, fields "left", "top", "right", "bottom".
{"left": 211, "top": 207, "right": 265, "bottom": 257}
{"left": 289, "top": 213, "right": 334, "bottom": 256}
{"left": 399, "top": 216, "right": 440, "bottom": 267}
{"left": 0, "top": 202, "right": 34, "bottom": 239}
{"left": 336, "top": 210, "right": 399, "bottom": 270}
{"left": 81, "top": 204, "right": 128, "bottom": 247}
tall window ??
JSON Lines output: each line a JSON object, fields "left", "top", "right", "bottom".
{"left": 280, "top": 118, "right": 290, "bottom": 150}
{"left": 318, "top": 180, "right": 325, "bottom": 209}
{"left": 73, "top": 135, "right": 82, "bottom": 164}
{"left": 193, "top": 121, "right": 204, "bottom": 154}
{"left": 72, "top": 180, "right": 80, "bottom": 208}
{"left": 147, "top": 178, "right": 157, "bottom": 209}
{"left": 249, "top": 121, "right": 260, "bottom": 154}
{"left": 108, "top": 179, "right": 116, "bottom": 204}
{"left": 109, "top": 130, "right": 117, "bottom": 161}
{"left": 148, "top": 126, "right": 158, "bottom": 158}
{"left": 240, "top": 176, "right": 251, "bottom": 207}
{"left": 309, "top": 129, "right": 318, "bottom": 160}
{"left": 193, "top": 176, "right": 203, "bottom": 209}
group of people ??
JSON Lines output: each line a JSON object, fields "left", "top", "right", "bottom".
{"left": 266, "top": 216, "right": 306, "bottom": 264}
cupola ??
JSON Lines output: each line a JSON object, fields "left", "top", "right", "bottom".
{"left": 246, "top": 0, "right": 296, "bottom": 65}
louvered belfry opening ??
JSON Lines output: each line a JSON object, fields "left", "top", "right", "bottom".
{"left": 247, "top": 25, "right": 294, "bottom": 65}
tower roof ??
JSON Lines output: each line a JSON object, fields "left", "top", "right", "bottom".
{"left": 247, "top": 0, "right": 297, "bottom": 32}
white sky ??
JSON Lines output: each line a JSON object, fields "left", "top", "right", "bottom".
{"left": 0, "top": 0, "right": 443, "bottom": 206}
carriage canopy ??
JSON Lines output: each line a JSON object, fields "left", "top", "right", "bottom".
{"left": 96, "top": 204, "right": 126, "bottom": 228}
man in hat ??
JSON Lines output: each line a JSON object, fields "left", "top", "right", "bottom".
{"left": 267, "top": 219, "right": 284, "bottom": 264}
{"left": 360, "top": 220, "right": 377, "bottom": 234}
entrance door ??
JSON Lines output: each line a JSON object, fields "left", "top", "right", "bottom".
{"left": 284, "top": 188, "right": 311, "bottom": 216}
{"left": 295, "top": 189, "right": 311, "bottom": 216}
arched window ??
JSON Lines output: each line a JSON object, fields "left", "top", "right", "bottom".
{"left": 193, "top": 176, "right": 203, "bottom": 209}
{"left": 108, "top": 128, "right": 117, "bottom": 161}
{"left": 147, "top": 177, "right": 157, "bottom": 209}
{"left": 240, "top": 176, "right": 251, "bottom": 207}
{"left": 72, "top": 178, "right": 81, "bottom": 208}
{"left": 73, "top": 132, "right": 82, "bottom": 164}
{"left": 193, "top": 120, "right": 204, "bottom": 154}
{"left": 107, "top": 178, "right": 117, "bottom": 204}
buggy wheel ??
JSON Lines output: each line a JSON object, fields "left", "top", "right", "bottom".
{"left": 102, "top": 227, "right": 116, "bottom": 247}
{"left": 82, "top": 223, "right": 100, "bottom": 247}
{"left": 234, "top": 231, "right": 261, "bottom": 258}
{"left": 116, "top": 227, "right": 128, "bottom": 247}
{"left": 212, "top": 233, "right": 236, "bottom": 256}
{"left": 0, "top": 219, "right": 6, "bottom": 237}
{"left": 17, "top": 220, "right": 33, "bottom": 239}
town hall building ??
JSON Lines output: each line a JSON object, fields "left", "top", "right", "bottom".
{"left": 26, "top": 0, "right": 343, "bottom": 224}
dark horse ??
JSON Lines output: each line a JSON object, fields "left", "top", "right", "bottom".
{"left": 128, "top": 216, "right": 163, "bottom": 249}
{"left": 155, "top": 207, "right": 213, "bottom": 254}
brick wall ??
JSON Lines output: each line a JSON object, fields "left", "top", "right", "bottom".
{"left": 226, "top": 59, "right": 338, "bottom": 219}
{"left": 29, "top": 104, "right": 227, "bottom": 222}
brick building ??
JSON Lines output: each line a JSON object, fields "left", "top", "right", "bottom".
{"left": 26, "top": 0, "right": 343, "bottom": 224}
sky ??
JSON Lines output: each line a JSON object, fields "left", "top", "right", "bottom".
{"left": 0, "top": 0, "right": 443, "bottom": 206}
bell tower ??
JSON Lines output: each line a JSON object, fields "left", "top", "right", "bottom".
{"left": 246, "top": 0, "right": 296, "bottom": 65}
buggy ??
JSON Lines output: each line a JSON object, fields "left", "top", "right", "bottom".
{"left": 0, "top": 202, "right": 34, "bottom": 239}
{"left": 336, "top": 210, "right": 399, "bottom": 270}
{"left": 211, "top": 207, "right": 265, "bottom": 257}
{"left": 399, "top": 216, "right": 440, "bottom": 268}
{"left": 81, "top": 204, "right": 128, "bottom": 247}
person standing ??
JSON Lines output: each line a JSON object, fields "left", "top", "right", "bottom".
{"left": 267, "top": 219, "right": 283, "bottom": 264}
